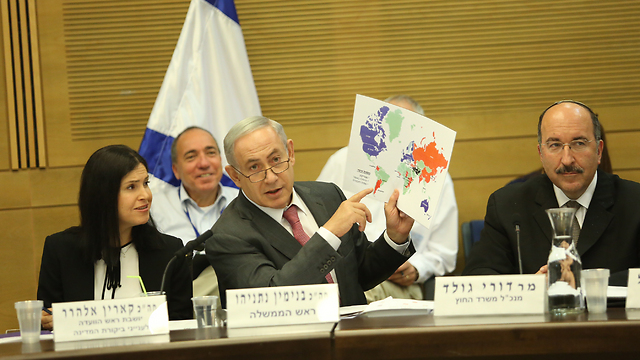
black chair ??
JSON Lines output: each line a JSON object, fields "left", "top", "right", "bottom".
{"left": 461, "top": 220, "right": 484, "bottom": 260}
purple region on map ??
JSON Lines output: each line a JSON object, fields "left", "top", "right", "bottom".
{"left": 359, "top": 106, "right": 389, "bottom": 157}
{"left": 401, "top": 141, "right": 415, "bottom": 163}
{"left": 420, "top": 199, "right": 429, "bottom": 213}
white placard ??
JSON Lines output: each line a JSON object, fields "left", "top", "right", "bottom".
{"left": 434, "top": 275, "right": 546, "bottom": 316}
{"left": 226, "top": 284, "right": 339, "bottom": 328}
{"left": 625, "top": 268, "right": 640, "bottom": 308}
{"left": 52, "top": 296, "right": 169, "bottom": 342}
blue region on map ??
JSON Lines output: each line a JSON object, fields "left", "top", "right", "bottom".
{"left": 420, "top": 199, "right": 429, "bottom": 213}
{"left": 401, "top": 141, "right": 415, "bottom": 163}
{"left": 359, "top": 106, "right": 390, "bottom": 157}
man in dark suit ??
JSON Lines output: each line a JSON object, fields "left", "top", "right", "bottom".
{"left": 205, "top": 116, "right": 415, "bottom": 307}
{"left": 463, "top": 100, "right": 640, "bottom": 286}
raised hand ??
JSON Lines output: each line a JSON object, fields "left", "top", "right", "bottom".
{"left": 324, "top": 188, "right": 373, "bottom": 238}
{"left": 384, "top": 189, "right": 414, "bottom": 244}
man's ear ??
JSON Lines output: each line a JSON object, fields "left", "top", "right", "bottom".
{"left": 225, "top": 165, "right": 242, "bottom": 188}
{"left": 287, "top": 139, "right": 295, "bottom": 167}
{"left": 597, "top": 139, "right": 604, "bottom": 163}
{"left": 172, "top": 164, "right": 180, "bottom": 180}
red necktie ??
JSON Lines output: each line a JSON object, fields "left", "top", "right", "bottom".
{"left": 283, "top": 205, "right": 334, "bottom": 284}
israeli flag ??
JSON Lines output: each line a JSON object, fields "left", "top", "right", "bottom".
{"left": 139, "top": 0, "right": 261, "bottom": 188}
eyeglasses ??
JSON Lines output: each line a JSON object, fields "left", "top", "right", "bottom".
{"left": 233, "top": 159, "right": 290, "bottom": 183}
{"left": 542, "top": 139, "right": 593, "bottom": 154}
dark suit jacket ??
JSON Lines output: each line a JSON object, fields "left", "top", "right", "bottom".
{"left": 206, "top": 181, "right": 414, "bottom": 307}
{"left": 463, "top": 170, "right": 640, "bottom": 286}
{"left": 37, "top": 227, "right": 193, "bottom": 320}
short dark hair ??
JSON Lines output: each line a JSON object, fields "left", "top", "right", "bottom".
{"left": 78, "top": 145, "right": 158, "bottom": 268}
{"left": 170, "top": 126, "right": 217, "bottom": 164}
{"left": 538, "top": 100, "right": 602, "bottom": 144}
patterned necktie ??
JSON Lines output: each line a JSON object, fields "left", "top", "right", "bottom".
{"left": 563, "top": 200, "right": 581, "bottom": 246}
{"left": 283, "top": 205, "right": 334, "bottom": 284}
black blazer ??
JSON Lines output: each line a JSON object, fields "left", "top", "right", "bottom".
{"left": 206, "top": 181, "right": 414, "bottom": 307}
{"left": 463, "top": 170, "right": 640, "bottom": 286}
{"left": 37, "top": 227, "right": 193, "bottom": 320}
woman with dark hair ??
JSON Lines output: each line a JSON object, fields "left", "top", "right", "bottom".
{"left": 37, "top": 145, "right": 192, "bottom": 329}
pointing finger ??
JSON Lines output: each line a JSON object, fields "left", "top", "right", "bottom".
{"left": 349, "top": 188, "right": 373, "bottom": 203}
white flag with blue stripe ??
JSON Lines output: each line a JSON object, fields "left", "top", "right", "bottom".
{"left": 139, "top": 0, "right": 261, "bottom": 187}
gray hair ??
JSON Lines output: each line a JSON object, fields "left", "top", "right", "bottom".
{"left": 224, "top": 116, "right": 288, "bottom": 168}
{"left": 170, "top": 126, "right": 218, "bottom": 164}
{"left": 537, "top": 100, "right": 601, "bottom": 144}
{"left": 384, "top": 95, "right": 424, "bottom": 115}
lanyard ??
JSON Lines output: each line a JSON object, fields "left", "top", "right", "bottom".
{"left": 179, "top": 186, "right": 225, "bottom": 238}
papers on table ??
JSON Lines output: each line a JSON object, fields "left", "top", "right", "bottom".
{"left": 340, "top": 297, "right": 434, "bottom": 319}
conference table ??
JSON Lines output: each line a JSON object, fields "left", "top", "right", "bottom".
{"left": 2, "top": 308, "right": 640, "bottom": 360}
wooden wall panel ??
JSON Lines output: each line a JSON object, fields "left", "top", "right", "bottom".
{"left": 2, "top": 0, "right": 640, "bottom": 332}
{"left": 31, "top": 205, "right": 80, "bottom": 285}
{"left": 0, "top": 170, "right": 31, "bottom": 209}
{"left": 0, "top": 0, "right": 10, "bottom": 170}
{"left": 36, "top": 0, "right": 189, "bottom": 168}
{"left": 0, "top": 209, "right": 36, "bottom": 331}
{"left": 29, "top": 167, "right": 82, "bottom": 207}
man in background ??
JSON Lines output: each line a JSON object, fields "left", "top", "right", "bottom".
{"left": 151, "top": 126, "right": 238, "bottom": 296}
{"left": 317, "top": 95, "right": 458, "bottom": 301}
{"left": 206, "top": 116, "right": 415, "bottom": 307}
{"left": 463, "top": 100, "right": 640, "bottom": 286}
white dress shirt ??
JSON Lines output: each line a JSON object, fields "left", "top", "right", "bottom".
{"left": 553, "top": 171, "right": 598, "bottom": 228}
{"left": 150, "top": 178, "right": 238, "bottom": 244}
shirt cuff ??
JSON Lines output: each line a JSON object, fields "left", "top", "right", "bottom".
{"left": 384, "top": 231, "right": 411, "bottom": 255}
{"left": 317, "top": 227, "right": 341, "bottom": 251}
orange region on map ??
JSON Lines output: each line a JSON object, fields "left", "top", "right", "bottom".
{"left": 414, "top": 141, "right": 448, "bottom": 183}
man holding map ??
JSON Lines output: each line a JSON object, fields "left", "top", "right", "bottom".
{"left": 205, "top": 115, "right": 415, "bottom": 307}
{"left": 318, "top": 95, "right": 458, "bottom": 301}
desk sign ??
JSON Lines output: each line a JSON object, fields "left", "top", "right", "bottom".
{"left": 52, "top": 296, "right": 169, "bottom": 342}
{"left": 626, "top": 268, "right": 640, "bottom": 308}
{"left": 226, "top": 284, "right": 339, "bottom": 329}
{"left": 434, "top": 275, "right": 546, "bottom": 316}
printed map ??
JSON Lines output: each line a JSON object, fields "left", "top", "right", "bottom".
{"left": 344, "top": 95, "right": 456, "bottom": 228}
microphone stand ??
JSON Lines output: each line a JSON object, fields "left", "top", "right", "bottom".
{"left": 160, "top": 230, "right": 213, "bottom": 293}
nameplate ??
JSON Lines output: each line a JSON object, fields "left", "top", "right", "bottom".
{"left": 52, "top": 296, "right": 169, "bottom": 342}
{"left": 226, "top": 284, "right": 339, "bottom": 329}
{"left": 434, "top": 275, "right": 546, "bottom": 316}
{"left": 625, "top": 269, "right": 640, "bottom": 308}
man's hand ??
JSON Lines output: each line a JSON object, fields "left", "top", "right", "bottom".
{"left": 324, "top": 188, "right": 373, "bottom": 238}
{"left": 388, "top": 261, "right": 418, "bottom": 286}
{"left": 536, "top": 265, "right": 548, "bottom": 275}
{"left": 384, "top": 189, "right": 414, "bottom": 243}
{"left": 42, "top": 309, "right": 53, "bottom": 330}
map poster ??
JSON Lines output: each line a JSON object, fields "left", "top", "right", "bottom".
{"left": 343, "top": 94, "right": 456, "bottom": 228}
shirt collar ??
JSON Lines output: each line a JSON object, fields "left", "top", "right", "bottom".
{"left": 242, "top": 187, "right": 310, "bottom": 223}
{"left": 553, "top": 170, "right": 598, "bottom": 209}
{"left": 179, "top": 183, "right": 225, "bottom": 208}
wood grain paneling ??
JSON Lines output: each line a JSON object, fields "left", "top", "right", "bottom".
{"left": 36, "top": 0, "right": 190, "bottom": 168}
{"left": 1, "top": 0, "right": 640, "bottom": 333}
{"left": 29, "top": 167, "right": 83, "bottom": 207}
{"left": 0, "top": 0, "right": 9, "bottom": 170}
{"left": 0, "top": 169, "right": 32, "bottom": 209}
{"left": 0, "top": 209, "right": 36, "bottom": 331}
{"left": 31, "top": 205, "right": 79, "bottom": 285}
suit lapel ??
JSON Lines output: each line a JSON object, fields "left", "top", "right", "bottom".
{"left": 295, "top": 183, "right": 332, "bottom": 228}
{"left": 236, "top": 191, "right": 303, "bottom": 260}
{"left": 533, "top": 176, "right": 558, "bottom": 247}
{"left": 577, "top": 171, "right": 614, "bottom": 255}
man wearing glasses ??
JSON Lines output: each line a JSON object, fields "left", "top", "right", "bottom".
{"left": 205, "top": 116, "right": 415, "bottom": 307}
{"left": 463, "top": 100, "right": 640, "bottom": 286}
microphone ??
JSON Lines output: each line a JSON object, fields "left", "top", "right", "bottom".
{"left": 175, "top": 229, "right": 213, "bottom": 258}
{"left": 514, "top": 213, "right": 523, "bottom": 275}
{"left": 160, "top": 230, "right": 213, "bottom": 293}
